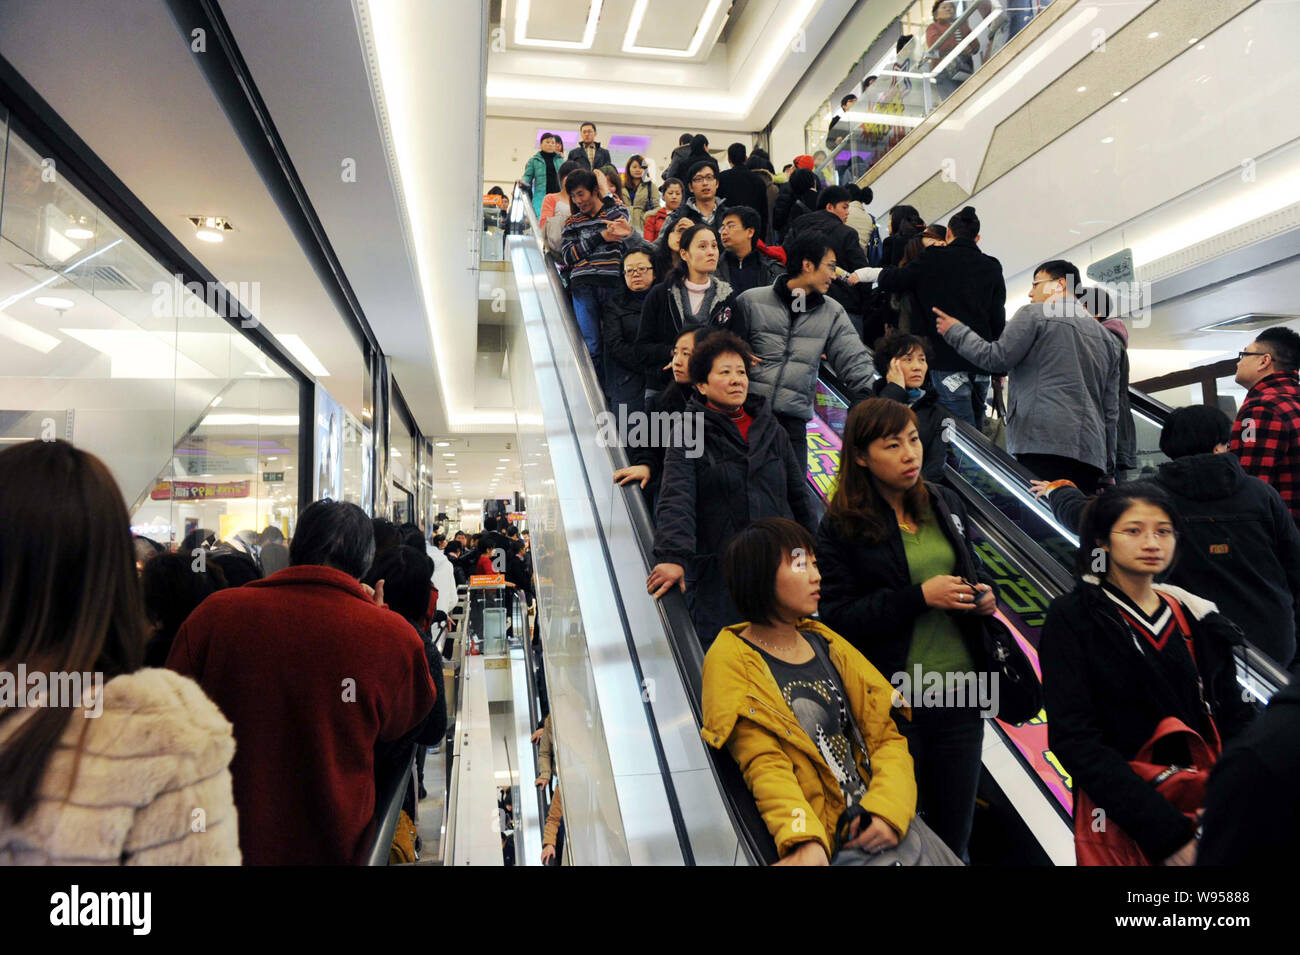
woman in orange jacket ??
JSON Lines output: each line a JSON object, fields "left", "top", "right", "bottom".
{"left": 701, "top": 518, "right": 918, "bottom": 865}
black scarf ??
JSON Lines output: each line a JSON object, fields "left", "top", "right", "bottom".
{"left": 542, "top": 153, "right": 559, "bottom": 195}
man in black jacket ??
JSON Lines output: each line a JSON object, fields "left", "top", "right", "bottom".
{"left": 566, "top": 121, "right": 613, "bottom": 171}
{"left": 785, "top": 185, "right": 871, "bottom": 325}
{"left": 717, "top": 143, "right": 770, "bottom": 241}
{"left": 872, "top": 205, "right": 1006, "bottom": 428}
{"left": 717, "top": 205, "right": 782, "bottom": 296}
{"left": 1036, "top": 404, "right": 1300, "bottom": 669}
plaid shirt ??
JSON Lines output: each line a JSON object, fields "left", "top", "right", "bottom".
{"left": 1230, "top": 371, "right": 1300, "bottom": 520}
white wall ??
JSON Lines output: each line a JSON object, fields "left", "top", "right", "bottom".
{"left": 482, "top": 116, "right": 752, "bottom": 192}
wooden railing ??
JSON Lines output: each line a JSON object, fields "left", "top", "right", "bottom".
{"left": 1132, "top": 357, "right": 1237, "bottom": 407}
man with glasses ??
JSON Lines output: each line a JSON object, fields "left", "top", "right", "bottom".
{"left": 654, "top": 159, "right": 728, "bottom": 254}
{"left": 717, "top": 205, "right": 782, "bottom": 296}
{"left": 1230, "top": 326, "right": 1300, "bottom": 522}
{"left": 934, "top": 258, "right": 1121, "bottom": 494}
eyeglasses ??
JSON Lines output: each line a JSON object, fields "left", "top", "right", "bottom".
{"left": 691, "top": 174, "right": 716, "bottom": 184}
{"left": 625, "top": 267, "right": 652, "bottom": 276}
{"left": 1238, "top": 350, "right": 1269, "bottom": 360}
{"left": 1029, "top": 278, "right": 1059, "bottom": 289}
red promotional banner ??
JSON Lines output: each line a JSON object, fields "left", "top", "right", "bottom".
{"left": 150, "top": 480, "right": 251, "bottom": 501}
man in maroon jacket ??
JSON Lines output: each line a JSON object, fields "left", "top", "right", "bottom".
{"left": 167, "top": 500, "right": 435, "bottom": 865}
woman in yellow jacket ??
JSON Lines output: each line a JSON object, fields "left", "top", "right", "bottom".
{"left": 702, "top": 518, "right": 918, "bottom": 865}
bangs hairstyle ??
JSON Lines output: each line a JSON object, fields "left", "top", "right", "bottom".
{"left": 723, "top": 518, "right": 817, "bottom": 626}
{"left": 687, "top": 330, "right": 753, "bottom": 384}
{"left": 826, "top": 398, "right": 930, "bottom": 544}
{"left": 1075, "top": 481, "right": 1184, "bottom": 577}
{"left": 872, "top": 331, "right": 931, "bottom": 370}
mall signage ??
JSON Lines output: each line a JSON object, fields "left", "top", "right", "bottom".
{"left": 150, "top": 480, "right": 251, "bottom": 501}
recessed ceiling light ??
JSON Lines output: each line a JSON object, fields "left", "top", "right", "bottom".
{"left": 442, "top": 452, "right": 455, "bottom": 457}
{"left": 1112, "top": 90, "right": 1121, "bottom": 97}
{"left": 499, "top": 458, "right": 509, "bottom": 462}
{"left": 188, "top": 215, "right": 232, "bottom": 243}
{"left": 1101, "top": 136, "right": 1115, "bottom": 144}
{"left": 1147, "top": 31, "right": 1159, "bottom": 39}
{"left": 1188, "top": 37, "right": 1199, "bottom": 44}
{"left": 436, "top": 441, "right": 451, "bottom": 447}
{"left": 1076, "top": 85, "right": 1087, "bottom": 92}
{"left": 34, "top": 296, "right": 75, "bottom": 310}
{"left": 1120, "top": 97, "right": 1129, "bottom": 103}
{"left": 65, "top": 227, "right": 94, "bottom": 240}
{"left": 195, "top": 229, "right": 224, "bottom": 243}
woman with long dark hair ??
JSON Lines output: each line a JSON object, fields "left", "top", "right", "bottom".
{"left": 636, "top": 223, "right": 741, "bottom": 394}
{"left": 0, "top": 440, "right": 239, "bottom": 864}
{"left": 814, "top": 398, "right": 997, "bottom": 860}
{"left": 1040, "top": 482, "right": 1256, "bottom": 865}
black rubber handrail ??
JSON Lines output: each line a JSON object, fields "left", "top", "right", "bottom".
{"left": 367, "top": 745, "right": 415, "bottom": 866}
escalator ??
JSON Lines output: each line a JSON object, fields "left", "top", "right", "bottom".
{"left": 504, "top": 182, "right": 1085, "bottom": 865}
{"left": 803, "top": 368, "right": 1292, "bottom": 855}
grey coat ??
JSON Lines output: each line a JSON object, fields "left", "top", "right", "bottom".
{"left": 739, "top": 277, "right": 877, "bottom": 421}
{"left": 943, "top": 300, "right": 1123, "bottom": 472}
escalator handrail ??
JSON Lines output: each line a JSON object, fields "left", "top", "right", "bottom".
{"left": 513, "top": 182, "right": 775, "bottom": 865}
{"left": 367, "top": 744, "right": 414, "bottom": 866}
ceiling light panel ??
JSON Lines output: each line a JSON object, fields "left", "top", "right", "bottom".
{"left": 512, "top": 0, "right": 603, "bottom": 50}
{"left": 623, "top": 0, "right": 725, "bottom": 58}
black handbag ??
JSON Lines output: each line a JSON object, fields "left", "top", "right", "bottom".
{"left": 978, "top": 614, "right": 1042, "bottom": 725}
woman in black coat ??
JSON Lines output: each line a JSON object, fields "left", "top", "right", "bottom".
{"left": 613, "top": 324, "right": 711, "bottom": 507}
{"left": 814, "top": 397, "right": 998, "bottom": 859}
{"left": 636, "top": 224, "right": 742, "bottom": 396}
{"left": 1039, "top": 482, "right": 1257, "bottom": 865}
{"left": 870, "top": 331, "right": 949, "bottom": 484}
{"left": 601, "top": 246, "right": 657, "bottom": 417}
{"left": 648, "top": 331, "right": 815, "bottom": 646}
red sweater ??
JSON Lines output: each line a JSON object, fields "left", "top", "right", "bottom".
{"left": 166, "top": 565, "right": 435, "bottom": 865}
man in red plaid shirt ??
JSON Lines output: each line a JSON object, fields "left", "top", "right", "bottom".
{"left": 1230, "top": 326, "right": 1300, "bottom": 522}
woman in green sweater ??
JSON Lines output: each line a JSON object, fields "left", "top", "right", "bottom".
{"left": 814, "top": 397, "right": 999, "bottom": 860}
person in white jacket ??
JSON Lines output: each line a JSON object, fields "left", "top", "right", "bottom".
{"left": 427, "top": 535, "right": 459, "bottom": 617}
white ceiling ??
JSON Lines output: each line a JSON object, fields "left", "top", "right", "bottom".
{"left": 486, "top": 0, "right": 857, "bottom": 129}
{"left": 504, "top": 0, "right": 727, "bottom": 60}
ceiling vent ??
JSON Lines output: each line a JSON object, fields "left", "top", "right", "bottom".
{"left": 1199, "top": 313, "right": 1300, "bottom": 332}
{"left": 11, "top": 260, "right": 142, "bottom": 293}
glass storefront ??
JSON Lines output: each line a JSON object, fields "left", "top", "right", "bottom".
{"left": 0, "top": 114, "right": 305, "bottom": 546}
{"left": 389, "top": 396, "right": 417, "bottom": 525}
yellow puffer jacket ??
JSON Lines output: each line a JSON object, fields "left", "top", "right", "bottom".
{"left": 701, "top": 618, "right": 917, "bottom": 861}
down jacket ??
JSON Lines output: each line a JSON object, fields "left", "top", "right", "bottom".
{"left": 701, "top": 617, "right": 917, "bottom": 860}
{"left": 0, "top": 667, "right": 240, "bottom": 865}
{"left": 739, "top": 276, "right": 876, "bottom": 421}
{"left": 654, "top": 392, "right": 816, "bottom": 644}
{"left": 1041, "top": 577, "right": 1258, "bottom": 862}
{"left": 522, "top": 150, "right": 563, "bottom": 216}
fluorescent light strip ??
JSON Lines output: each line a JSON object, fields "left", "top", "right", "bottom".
{"left": 622, "top": 0, "right": 725, "bottom": 58}
{"left": 513, "top": 0, "right": 603, "bottom": 50}
{"left": 952, "top": 433, "right": 1079, "bottom": 544}
{"left": 486, "top": 0, "right": 817, "bottom": 118}
{"left": 201, "top": 413, "right": 300, "bottom": 426}
{"left": 277, "top": 333, "right": 330, "bottom": 377}
{"left": 0, "top": 312, "right": 60, "bottom": 353}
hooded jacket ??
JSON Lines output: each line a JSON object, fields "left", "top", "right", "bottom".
{"left": 522, "top": 150, "right": 563, "bottom": 216}
{"left": 739, "top": 276, "right": 876, "bottom": 421}
{"left": 1040, "top": 577, "right": 1258, "bottom": 862}
{"left": 815, "top": 482, "right": 995, "bottom": 681}
{"left": 566, "top": 141, "right": 613, "bottom": 171}
{"left": 872, "top": 378, "right": 949, "bottom": 483}
{"left": 654, "top": 392, "right": 816, "bottom": 643}
{"left": 636, "top": 273, "right": 741, "bottom": 391}
{"left": 0, "top": 667, "right": 240, "bottom": 865}
{"left": 701, "top": 618, "right": 917, "bottom": 859}
{"left": 772, "top": 185, "right": 817, "bottom": 237}
{"left": 1044, "top": 452, "right": 1300, "bottom": 669}
{"left": 943, "top": 300, "right": 1122, "bottom": 472}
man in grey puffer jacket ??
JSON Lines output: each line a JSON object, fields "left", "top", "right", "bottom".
{"left": 738, "top": 231, "right": 877, "bottom": 461}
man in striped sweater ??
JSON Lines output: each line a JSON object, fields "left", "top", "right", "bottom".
{"left": 561, "top": 169, "right": 633, "bottom": 373}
